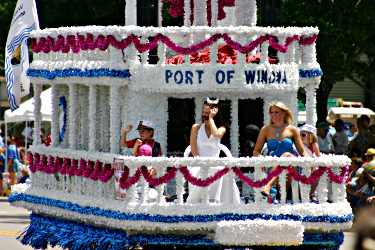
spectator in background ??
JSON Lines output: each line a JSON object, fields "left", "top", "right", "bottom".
{"left": 360, "top": 115, "right": 371, "bottom": 129}
{"left": 347, "top": 148, "right": 375, "bottom": 211}
{"left": 347, "top": 169, "right": 370, "bottom": 211}
{"left": 348, "top": 123, "right": 358, "bottom": 142}
{"left": 0, "top": 129, "right": 5, "bottom": 195}
{"left": 368, "top": 124, "right": 375, "bottom": 149}
{"left": 0, "top": 128, "right": 3, "bottom": 147}
{"left": 18, "top": 165, "right": 30, "bottom": 184}
{"left": 7, "top": 137, "right": 21, "bottom": 185}
{"left": 349, "top": 157, "right": 364, "bottom": 180}
{"left": 317, "top": 122, "right": 334, "bottom": 154}
{"left": 349, "top": 116, "right": 371, "bottom": 157}
{"left": 332, "top": 119, "right": 348, "bottom": 155}
{"left": 22, "top": 123, "right": 33, "bottom": 147}
{"left": 363, "top": 148, "right": 375, "bottom": 173}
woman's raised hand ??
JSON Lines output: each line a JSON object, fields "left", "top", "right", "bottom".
{"left": 209, "top": 107, "right": 218, "bottom": 118}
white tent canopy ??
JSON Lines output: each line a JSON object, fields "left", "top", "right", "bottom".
{"left": 4, "top": 88, "right": 52, "bottom": 123}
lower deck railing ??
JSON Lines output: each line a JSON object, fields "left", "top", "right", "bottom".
{"left": 26, "top": 146, "right": 350, "bottom": 206}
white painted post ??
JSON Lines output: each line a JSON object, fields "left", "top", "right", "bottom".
{"left": 33, "top": 84, "right": 42, "bottom": 146}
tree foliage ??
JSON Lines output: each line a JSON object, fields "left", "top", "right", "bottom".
{"left": 1, "top": 0, "right": 374, "bottom": 115}
{"left": 280, "top": 0, "right": 375, "bottom": 121}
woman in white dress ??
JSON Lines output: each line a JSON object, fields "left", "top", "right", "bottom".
{"left": 187, "top": 98, "right": 240, "bottom": 204}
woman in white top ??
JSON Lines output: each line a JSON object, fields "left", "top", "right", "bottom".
{"left": 187, "top": 98, "right": 240, "bottom": 204}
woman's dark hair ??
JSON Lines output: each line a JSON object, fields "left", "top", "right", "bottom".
{"left": 334, "top": 119, "right": 345, "bottom": 132}
{"left": 203, "top": 101, "right": 224, "bottom": 128}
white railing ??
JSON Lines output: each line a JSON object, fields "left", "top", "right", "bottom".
{"left": 30, "top": 26, "right": 319, "bottom": 68}
{"left": 28, "top": 146, "right": 350, "bottom": 206}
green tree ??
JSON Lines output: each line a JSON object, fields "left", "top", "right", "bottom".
{"left": 36, "top": 0, "right": 124, "bottom": 28}
{"left": 281, "top": 0, "right": 375, "bottom": 122}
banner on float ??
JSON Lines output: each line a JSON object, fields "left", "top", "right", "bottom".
{"left": 5, "top": 0, "right": 39, "bottom": 110}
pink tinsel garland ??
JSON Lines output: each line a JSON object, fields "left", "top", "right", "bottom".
{"left": 98, "top": 164, "right": 114, "bottom": 183}
{"left": 82, "top": 161, "right": 94, "bottom": 178}
{"left": 46, "top": 156, "right": 55, "bottom": 174}
{"left": 232, "top": 166, "right": 284, "bottom": 188}
{"left": 28, "top": 154, "right": 349, "bottom": 189}
{"left": 89, "top": 161, "right": 102, "bottom": 181}
{"left": 119, "top": 167, "right": 142, "bottom": 189}
{"left": 286, "top": 167, "right": 326, "bottom": 185}
{"left": 31, "top": 33, "right": 317, "bottom": 55}
{"left": 75, "top": 159, "right": 86, "bottom": 177}
{"left": 28, "top": 153, "right": 35, "bottom": 173}
{"left": 326, "top": 167, "right": 350, "bottom": 184}
{"left": 59, "top": 158, "right": 70, "bottom": 175}
{"left": 37, "top": 155, "right": 48, "bottom": 173}
{"left": 68, "top": 159, "right": 79, "bottom": 176}
{"left": 179, "top": 166, "right": 230, "bottom": 187}
{"left": 140, "top": 166, "right": 177, "bottom": 187}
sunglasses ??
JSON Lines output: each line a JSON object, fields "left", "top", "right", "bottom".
{"left": 301, "top": 132, "right": 309, "bottom": 137}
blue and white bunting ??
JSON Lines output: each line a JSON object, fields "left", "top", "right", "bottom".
{"left": 5, "top": 0, "right": 39, "bottom": 110}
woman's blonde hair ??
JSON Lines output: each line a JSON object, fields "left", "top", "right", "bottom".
{"left": 308, "top": 133, "right": 318, "bottom": 144}
{"left": 268, "top": 101, "right": 293, "bottom": 125}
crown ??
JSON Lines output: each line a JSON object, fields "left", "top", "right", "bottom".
{"left": 206, "top": 97, "right": 219, "bottom": 105}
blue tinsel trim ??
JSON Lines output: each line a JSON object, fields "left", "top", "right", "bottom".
{"left": 303, "top": 232, "right": 344, "bottom": 248}
{"left": 20, "top": 214, "right": 215, "bottom": 249}
{"left": 9, "top": 193, "right": 353, "bottom": 224}
{"left": 20, "top": 214, "right": 345, "bottom": 250}
{"left": 27, "top": 68, "right": 131, "bottom": 80}
{"left": 299, "top": 68, "right": 323, "bottom": 78}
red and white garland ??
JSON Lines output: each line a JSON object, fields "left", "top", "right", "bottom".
{"left": 28, "top": 153, "right": 349, "bottom": 190}
{"left": 31, "top": 33, "right": 317, "bottom": 55}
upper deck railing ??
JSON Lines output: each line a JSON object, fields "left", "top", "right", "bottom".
{"left": 27, "top": 145, "right": 350, "bottom": 207}
{"left": 29, "top": 26, "right": 320, "bottom": 69}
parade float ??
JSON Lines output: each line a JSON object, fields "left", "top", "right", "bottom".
{"left": 9, "top": 0, "right": 352, "bottom": 249}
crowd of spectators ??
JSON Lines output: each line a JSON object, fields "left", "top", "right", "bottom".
{"left": 317, "top": 115, "right": 375, "bottom": 212}
{"left": 0, "top": 126, "right": 50, "bottom": 196}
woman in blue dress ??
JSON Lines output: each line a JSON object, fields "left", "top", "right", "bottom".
{"left": 253, "top": 102, "right": 305, "bottom": 200}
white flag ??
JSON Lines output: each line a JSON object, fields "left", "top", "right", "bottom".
{"left": 5, "top": 0, "right": 39, "bottom": 111}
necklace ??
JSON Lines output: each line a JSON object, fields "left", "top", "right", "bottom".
{"left": 274, "top": 125, "right": 285, "bottom": 139}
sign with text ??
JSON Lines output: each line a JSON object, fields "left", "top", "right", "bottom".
{"left": 131, "top": 64, "right": 299, "bottom": 94}
{"left": 165, "top": 68, "right": 288, "bottom": 85}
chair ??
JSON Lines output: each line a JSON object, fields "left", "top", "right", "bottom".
{"left": 183, "top": 144, "right": 232, "bottom": 157}
{"left": 183, "top": 144, "right": 240, "bottom": 204}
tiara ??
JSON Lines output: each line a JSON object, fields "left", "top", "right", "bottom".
{"left": 206, "top": 97, "right": 219, "bottom": 105}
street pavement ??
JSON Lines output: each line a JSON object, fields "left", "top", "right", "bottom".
{"left": 0, "top": 197, "right": 364, "bottom": 250}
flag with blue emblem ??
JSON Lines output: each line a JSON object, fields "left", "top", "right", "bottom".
{"left": 5, "top": 0, "right": 39, "bottom": 111}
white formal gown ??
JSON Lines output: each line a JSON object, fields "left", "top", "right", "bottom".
{"left": 187, "top": 124, "right": 241, "bottom": 204}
